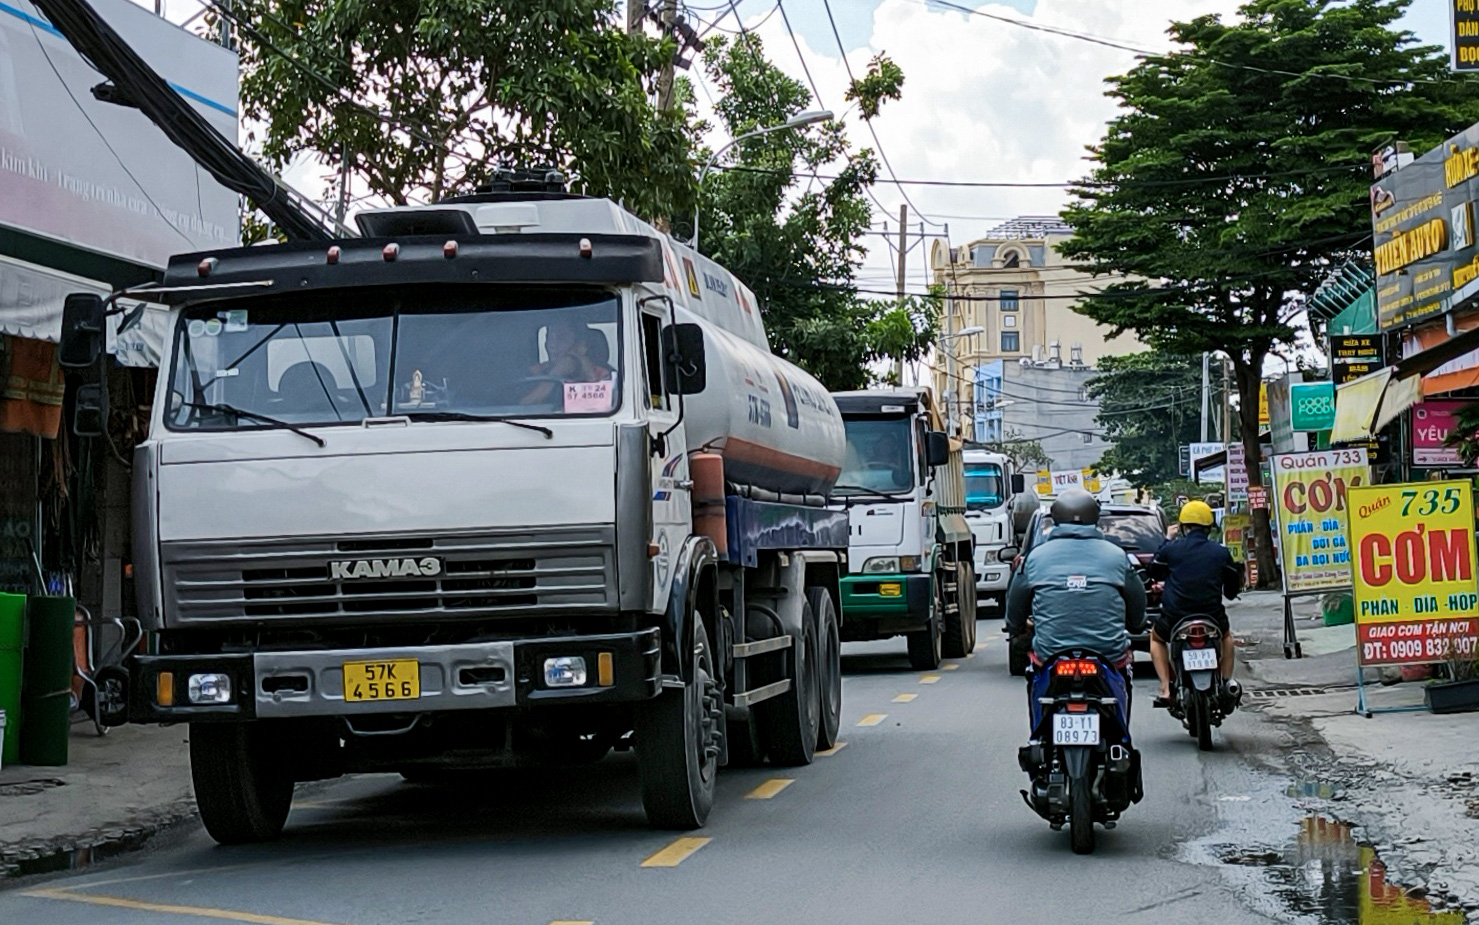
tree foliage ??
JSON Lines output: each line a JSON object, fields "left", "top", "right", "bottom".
{"left": 690, "top": 35, "right": 933, "bottom": 390}
{"left": 235, "top": 0, "right": 696, "bottom": 215}
{"left": 978, "top": 428, "right": 1052, "bottom": 472}
{"left": 1087, "top": 352, "right": 1205, "bottom": 487}
{"left": 1060, "top": 0, "right": 1479, "bottom": 583}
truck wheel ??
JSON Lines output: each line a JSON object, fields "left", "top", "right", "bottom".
{"left": 942, "top": 563, "right": 976, "bottom": 659}
{"left": 809, "top": 588, "right": 842, "bottom": 751}
{"left": 759, "top": 600, "right": 819, "bottom": 766}
{"left": 907, "top": 606, "right": 943, "bottom": 671}
{"left": 189, "top": 722, "right": 293, "bottom": 845}
{"left": 638, "top": 618, "right": 722, "bottom": 829}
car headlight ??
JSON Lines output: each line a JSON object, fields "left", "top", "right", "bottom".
{"left": 862, "top": 557, "right": 900, "bottom": 574}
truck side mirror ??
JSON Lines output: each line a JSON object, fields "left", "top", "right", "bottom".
{"left": 73, "top": 381, "right": 108, "bottom": 437}
{"left": 59, "top": 293, "right": 107, "bottom": 369}
{"left": 662, "top": 323, "right": 707, "bottom": 395}
{"left": 925, "top": 430, "right": 949, "bottom": 467}
{"left": 1010, "top": 473, "right": 1026, "bottom": 494}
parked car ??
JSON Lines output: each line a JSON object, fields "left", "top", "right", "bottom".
{"left": 1002, "top": 504, "right": 1168, "bottom": 675}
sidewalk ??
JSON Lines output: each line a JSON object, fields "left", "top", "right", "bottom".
{"left": 1231, "top": 590, "right": 1479, "bottom": 916}
{"left": 0, "top": 718, "right": 194, "bottom": 878}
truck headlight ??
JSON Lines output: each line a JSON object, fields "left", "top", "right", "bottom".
{"left": 543, "top": 657, "right": 588, "bottom": 687}
{"left": 862, "top": 557, "right": 899, "bottom": 574}
{"left": 187, "top": 673, "right": 233, "bottom": 704}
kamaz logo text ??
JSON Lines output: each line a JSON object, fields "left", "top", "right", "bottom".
{"left": 329, "top": 557, "right": 443, "bottom": 580}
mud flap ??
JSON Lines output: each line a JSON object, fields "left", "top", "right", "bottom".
{"left": 1062, "top": 745, "right": 1093, "bottom": 783}
{"left": 1190, "top": 669, "right": 1215, "bottom": 692}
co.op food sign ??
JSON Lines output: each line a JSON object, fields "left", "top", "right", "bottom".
{"left": 1289, "top": 381, "right": 1336, "bottom": 432}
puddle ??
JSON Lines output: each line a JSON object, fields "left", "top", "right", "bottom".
{"left": 1206, "top": 815, "right": 1464, "bottom": 924}
{"left": 1287, "top": 781, "right": 1341, "bottom": 800}
{"left": 2, "top": 828, "right": 158, "bottom": 880}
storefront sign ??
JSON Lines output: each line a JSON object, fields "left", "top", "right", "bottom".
{"left": 1248, "top": 485, "right": 1268, "bottom": 510}
{"left": 1225, "top": 442, "right": 1248, "bottom": 502}
{"left": 1330, "top": 335, "right": 1385, "bottom": 384}
{"left": 1290, "top": 381, "right": 1337, "bottom": 431}
{"left": 1222, "top": 512, "right": 1250, "bottom": 563}
{"left": 1411, "top": 399, "right": 1468, "bottom": 467}
{"left": 1190, "top": 441, "right": 1224, "bottom": 483}
{"left": 1035, "top": 468, "right": 1101, "bottom": 495}
{"left": 1455, "top": 0, "right": 1479, "bottom": 72}
{"left": 1270, "top": 449, "right": 1370, "bottom": 592}
{"left": 1348, "top": 480, "right": 1479, "bottom": 667}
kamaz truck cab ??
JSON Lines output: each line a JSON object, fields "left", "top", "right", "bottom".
{"left": 828, "top": 389, "right": 976, "bottom": 669}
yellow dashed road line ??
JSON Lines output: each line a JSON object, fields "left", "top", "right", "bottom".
{"left": 942, "top": 663, "right": 960, "bottom": 671}
{"left": 919, "top": 674, "right": 941, "bottom": 684}
{"left": 21, "top": 888, "right": 349, "bottom": 925}
{"left": 816, "top": 741, "right": 848, "bottom": 756}
{"left": 548, "top": 920, "right": 594, "bottom": 924}
{"left": 892, "top": 693, "right": 918, "bottom": 703}
{"left": 746, "top": 778, "right": 795, "bottom": 799}
{"left": 641, "top": 837, "right": 711, "bottom": 867}
{"left": 856, "top": 713, "right": 888, "bottom": 726}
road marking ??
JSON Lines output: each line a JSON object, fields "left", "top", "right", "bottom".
{"left": 942, "top": 663, "right": 960, "bottom": 671}
{"left": 973, "top": 642, "right": 986, "bottom": 652}
{"left": 965, "top": 653, "right": 976, "bottom": 659}
{"left": 816, "top": 741, "right": 848, "bottom": 756}
{"left": 919, "top": 674, "right": 941, "bottom": 684}
{"left": 641, "top": 837, "right": 711, "bottom": 867}
{"left": 746, "top": 778, "right": 795, "bottom": 799}
{"left": 21, "top": 888, "right": 349, "bottom": 925}
{"left": 548, "top": 921, "right": 595, "bottom": 924}
{"left": 856, "top": 713, "right": 888, "bottom": 726}
{"left": 59, "top": 863, "right": 262, "bottom": 890}
{"left": 892, "top": 693, "right": 918, "bottom": 703}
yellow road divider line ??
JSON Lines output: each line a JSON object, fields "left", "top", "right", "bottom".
{"left": 919, "top": 674, "right": 941, "bottom": 684}
{"left": 746, "top": 778, "right": 795, "bottom": 799}
{"left": 973, "top": 642, "right": 986, "bottom": 652}
{"left": 892, "top": 693, "right": 918, "bottom": 703}
{"left": 548, "top": 920, "right": 595, "bottom": 924}
{"left": 942, "top": 663, "right": 960, "bottom": 671}
{"left": 856, "top": 713, "right": 888, "bottom": 726}
{"left": 816, "top": 741, "right": 848, "bottom": 756}
{"left": 21, "top": 888, "right": 349, "bottom": 925}
{"left": 641, "top": 837, "right": 712, "bottom": 867}
{"left": 966, "top": 652, "right": 976, "bottom": 659}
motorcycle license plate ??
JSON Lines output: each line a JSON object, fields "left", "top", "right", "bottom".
{"left": 1181, "top": 648, "right": 1219, "bottom": 671}
{"left": 1052, "top": 713, "right": 1100, "bottom": 745}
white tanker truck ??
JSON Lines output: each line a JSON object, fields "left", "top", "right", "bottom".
{"left": 59, "top": 189, "right": 851, "bottom": 841}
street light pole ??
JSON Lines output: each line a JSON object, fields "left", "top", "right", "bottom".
{"left": 690, "top": 110, "right": 832, "bottom": 250}
{"left": 938, "top": 324, "right": 984, "bottom": 437}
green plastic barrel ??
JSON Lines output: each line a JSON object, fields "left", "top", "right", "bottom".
{"left": 0, "top": 592, "right": 23, "bottom": 767}
{"left": 20, "top": 596, "right": 74, "bottom": 766}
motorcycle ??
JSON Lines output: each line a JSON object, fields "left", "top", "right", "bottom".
{"left": 1018, "top": 650, "right": 1142, "bottom": 854}
{"left": 1166, "top": 615, "right": 1241, "bottom": 752}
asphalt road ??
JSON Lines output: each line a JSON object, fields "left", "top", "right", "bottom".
{"left": 2, "top": 628, "right": 1287, "bottom": 925}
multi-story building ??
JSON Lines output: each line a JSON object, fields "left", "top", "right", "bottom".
{"left": 928, "top": 216, "right": 1145, "bottom": 463}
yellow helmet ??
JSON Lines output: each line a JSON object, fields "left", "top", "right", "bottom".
{"left": 1179, "top": 500, "right": 1215, "bottom": 526}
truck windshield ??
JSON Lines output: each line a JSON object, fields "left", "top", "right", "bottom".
{"left": 834, "top": 418, "right": 914, "bottom": 495}
{"left": 164, "top": 286, "right": 621, "bottom": 431}
{"left": 964, "top": 464, "right": 1004, "bottom": 510}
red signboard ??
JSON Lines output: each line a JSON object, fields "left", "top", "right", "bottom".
{"left": 1357, "top": 618, "right": 1479, "bottom": 666}
{"left": 1248, "top": 485, "right": 1269, "bottom": 510}
{"left": 1411, "top": 400, "right": 1467, "bottom": 467}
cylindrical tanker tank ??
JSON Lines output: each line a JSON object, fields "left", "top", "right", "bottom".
{"left": 676, "top": 316, "right": 845, "bottom": 497}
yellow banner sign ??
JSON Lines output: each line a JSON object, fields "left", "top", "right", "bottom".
{"left": 1270, "top": 449, "right": 1370, "bottom": 592}
{"left": 1348, "top": 480, "right": 1479, "bottom": 667}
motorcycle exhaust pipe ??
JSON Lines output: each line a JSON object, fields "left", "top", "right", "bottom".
{"left": 1109, "top": 744, "right": 1132, "bottom": 774}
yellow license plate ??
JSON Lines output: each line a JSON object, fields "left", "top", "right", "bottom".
{"left": 343, "top": 659, "right": 420, "bottom": 702}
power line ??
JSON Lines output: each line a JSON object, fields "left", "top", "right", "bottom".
{"left": 712, "top": 161, "right": 1368, "bottom": 189}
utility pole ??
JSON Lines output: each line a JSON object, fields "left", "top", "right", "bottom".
{"left": 627, "top": 0, "right": 644, "bottom": 33}
{"left": 1221, "top": 358, "right": 1231, "bottom": 448}
{"left": 656, "top": 0, "right": 679, "bottom": 110}
{"left": 1200, "top": 352, "right": 1210, "bottom": 442}
{"left": 894, "top": 204, "right": 908, "bottom": 385}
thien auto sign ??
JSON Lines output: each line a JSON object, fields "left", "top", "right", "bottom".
{"left": 1369, "top": 120, "right": 1479, "bottom": 329}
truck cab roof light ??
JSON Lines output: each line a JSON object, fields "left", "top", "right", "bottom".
{"left": 327, "top": 245, "right": 341, "bottom": 265}
{"left": 443, "top": 240, "right": 458, "bottom": 258}
{"left": 382, "top": 243, "right": 399, "bottom": 262}
{"left": 579, "top": 238, "right": 592, "bottom": 258}
{"left": 197, "top": 257, "right": 217, "bottom": 278}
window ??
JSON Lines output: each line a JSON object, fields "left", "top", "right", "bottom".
{"left": 1001, "top": 332, "right": 1020, "bottom": 352}
{"left": 1003, "top": 314, "right": 1016, "bottom": 328}
{"left": 641, "top": 313, "right": 667, "bottom": 410}
{"left": 1002, "top": 251, "right": 1020, "bottom": 269}
{"left": 999, "top": 289, "right": 1019, "bottom": 311}
{"left": 1082, "top": 431, "right": 1093, "bottom": 444}
{"left": 835, "top": 417, "right": 915, "bottom": 495}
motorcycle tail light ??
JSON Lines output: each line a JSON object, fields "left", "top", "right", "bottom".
{"left": 1187, "top": 626, "right": 1209, "bottom": 649}
{"left": 1065, "top": 701, "right": 1090, "bottom": 713}
{"left": 1052, "top": 658, "right": 1100, "bottom": 678}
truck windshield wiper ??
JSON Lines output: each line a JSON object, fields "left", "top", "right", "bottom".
{"left": 403, "top": 411, "right": 554, "bottom": 439}
{"left": 831, "top": 484, "right": 910, "bottom": 501}
{"left": 182, "top": 402, "right": 326, "bottom": 447}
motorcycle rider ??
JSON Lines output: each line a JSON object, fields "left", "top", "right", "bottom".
{"left": 1149, "top": 500, "right": 1243, "bottom": 708}
{"left": 1005, "top": 489, "right": 1147, "bottom": 729}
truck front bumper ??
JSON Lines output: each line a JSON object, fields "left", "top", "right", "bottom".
{"left": 974, "top": 547, "right": 1010, "bottom": 594}
{"left": 129, "top": 628, "right": 662, "bottom": 723}
{"left": 838, "top": 573, "right": 932, "bottom": 623}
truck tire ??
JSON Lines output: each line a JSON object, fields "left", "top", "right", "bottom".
{"left": 907, "top": 582, "right": 944, "bottom": 671}
{"left": 942, "top": 563, "right": 977, "bottom": 659}
{"left": 637, "top": 618, "right": 722, "bottom": 829}
{"left": 809, "top": 587, "right": 842, "bottom": 751}
{"left": 759, "top": 599, "right": 819, "bottom": 766}
{"left": 189, "top": 722, "right": 293, "bottom": 845}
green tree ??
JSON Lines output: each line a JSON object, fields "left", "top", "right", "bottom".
{"left": 235, "top": 0, "right": 696, "bottom": 216}
{"left": 1060, "top": 0, "right": 1479, "bottom": 585}
{"left": 1087, "top": 352, "right": 1206, "bottom": 487}
{"left": 979, "top": 428, "right": 1052, "bottom": 472}
{"left": 688, "top": 35, "right": 934, "bottom": 390}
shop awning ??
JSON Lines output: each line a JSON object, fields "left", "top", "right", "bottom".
{"left": 1332, "top": 323, "right": 1479, "bottom": 441}
{"left": 0, "top": 254, "right": 166, "bottom": 367}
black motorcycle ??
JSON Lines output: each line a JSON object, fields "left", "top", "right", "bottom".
{"left": 1019, "top": 650, "right": 1143, "bottom": 854}
{"left": 1165, "top": 615, "right": 1241, "bottom": 751}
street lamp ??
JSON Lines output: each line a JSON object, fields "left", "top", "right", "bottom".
{"left": 691, "top": 110, "right": 834, "bottom": 249}
{"left": 937, "top": 325, "right": 985, "bottom": 436}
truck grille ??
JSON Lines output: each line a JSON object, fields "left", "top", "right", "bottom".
{"left": 161, "top": 528, "right": 616, "bottom": 625}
